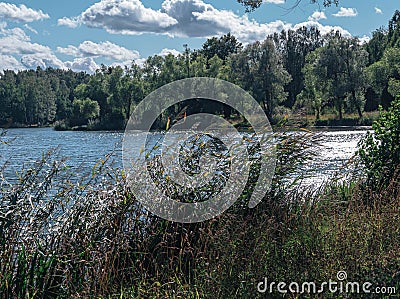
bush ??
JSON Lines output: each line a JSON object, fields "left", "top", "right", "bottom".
{"left": 358, "top": 97, "right": 400, "bottom": 187}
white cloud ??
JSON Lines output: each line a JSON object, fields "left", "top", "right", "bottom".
{"left": 21, "top": 53, "right": 65, "bottom": 69}
{"left": 65, "top": 57, "right": 99, "bottom": 73}
{"left": 333, "top": 7, "right": 358, "bottom": 17}
{"left": 293, "top": 20, "right": 351, "bottom": 37}
{"left": 159, "top": 48, "right": 181, "bottom": 56}
{"left": 262, "top": 0, "right": 284, "bottom": 3}
{"left": 57, "top": 45, "right": 79, "bottom": 57}
{"left": 78, "top": 0, "right": 177, "bottom": 34}
{"left": 0, "top": 54, "right": 25, "bottom": 72}
{"left": 134, "top": 48, "right": 182, "bottom": 66}
{"left": 0, "top": 22, "right": 30, "bottom": 41}
{"left": 374, "top": 7, "right": 382, "bottom": 15}
{"left": 57, "top": 17, "right": 80, "bottom": 28}
{"left": 59, "top": 0, "right": 354, "bottom": 44}
{"left": 0, "top": 3, "right": 49, "bottom": 22}
{"left": 0, "top": 23, "right": 66, "bottom": 71}
{"left": 23, "top": 24, "right": 38, "bottom": 34}
{"left": 57, "top": 41, "right": 140, "bottom": 61}
{"left": 359, "top": 35, "right": 371, "bottom": 44}
{"left": 308, "top": 11, "right": 327, "bottom": 22}
{"left": 0, "top": 35, "right": 49, "bottom": 55}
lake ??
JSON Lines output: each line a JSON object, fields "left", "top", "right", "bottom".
{"left": 0, "top": 127, "right": 370, "bottom": 186}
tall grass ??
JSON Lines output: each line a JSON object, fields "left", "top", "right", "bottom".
{"left": 0, "top": 130, "right": 399, "bottom": 298}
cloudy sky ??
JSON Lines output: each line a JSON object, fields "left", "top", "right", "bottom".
{"left": 0, "top": 0, "right": 398, "bottom": 73}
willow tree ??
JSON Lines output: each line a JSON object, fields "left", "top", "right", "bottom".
{"left": 302, "top": 33, "right": 368, "bottom": 119}
{"left": 232, "top": 39, "right": 291, "bottom": 120}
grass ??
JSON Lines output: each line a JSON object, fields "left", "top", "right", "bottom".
{"left": 0, "top": 130, "right": 399, "bottom": 298}
{"left": 311, "top": 111, "right": 380, "bottom": 127}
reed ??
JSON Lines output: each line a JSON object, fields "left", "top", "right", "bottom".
{"left": 0, "top": 129, "right": 399, "bottom": 298}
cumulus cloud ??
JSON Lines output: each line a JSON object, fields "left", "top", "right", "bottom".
{"left": 333, "top": 7, "right": 358, "bottom": 17}
{"left": 58, "top": 0, "right": 352, "bottom": 44}
{"left": 0, "top": 54, "right": 24, "bottom": 72}
{"left": 0, "top": 22, "right": 30, "bottom": 41}
{"left": 57, "top": 41, "right": 140, "bottom": 61}
{"left": 21, "top": 53, "right": 65, "bottom": 69}
{"left": 161, "top": 0, "right": 225, "bottom": 37}
{"left": 76, "top": 0, "right": 177, "bottom": 34}
{"left": 308, "top": 11, "right": 327, "bottom": 22}
{"left": 0, "top": 36, "right": 50, "bottom": 55}
{"left": 57, "top": 17, "right": 80, "bottom": 28}
{"left": 293, "top": 20, "right": 351, "bottom": 37}
{"left": 359, "top": 35, "right": 371, "bottom": 44}
{"left": 65, "top": 57, "right": 99, "bottom": 73}
{"left": 0, "top": 2, "right": 49, "bottom": 22}
{"left": 134, "top": 48, "right": 182, "bottom": 66}
{"left": 159, "top": 48, "right": 181, "bottom": 56}
{"left": 0, "top": 22, "right": 66, "bottom": 71}
{"left": 374, "top": 7, "right": 382, "bottom": 15}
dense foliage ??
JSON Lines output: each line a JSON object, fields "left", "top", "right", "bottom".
{"left": 1, "top": 12, "right": 400, "bottom": 130}
{"left": 358, "top": 97, "right": 400, "bottom": 187}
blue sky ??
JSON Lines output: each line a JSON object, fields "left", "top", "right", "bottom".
{"left": 0, "top": 0, "right": 398, "bottom": 73}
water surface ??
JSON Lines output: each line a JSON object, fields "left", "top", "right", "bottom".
{"left": 0, "top": 128, "right": 369, "bottom": 185}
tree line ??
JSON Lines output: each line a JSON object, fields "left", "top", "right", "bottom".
{"left": 1, "top": 11, "right": 400, "bottom": 130}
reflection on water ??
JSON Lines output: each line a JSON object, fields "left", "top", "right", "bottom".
{"left": 0, "top": 128, "right": 369, "bottom": 186}
{"left": 303, "top": 130, "right": 367, "bottom": 185}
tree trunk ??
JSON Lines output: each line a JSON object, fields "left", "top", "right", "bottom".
{"left": 352, "top": 90, "right": 363, "bottom": 119}
{"left": 338, "top": 99, "right": 343, "bottom": 120}
{"left": 357, "top": 105, "right": 363, "bottom": 119}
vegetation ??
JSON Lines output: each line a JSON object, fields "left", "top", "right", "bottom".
{"left": 1, "top": 11, "right": 400, "bottom": 130}
{"left": 0, "top": 5, "right": 399, "bottom": 299}
{"left": 358, "top": 97, "right": 400, "bottom": 187}
{"left": 0, "top": 100, "right": 399, "bottom": 298}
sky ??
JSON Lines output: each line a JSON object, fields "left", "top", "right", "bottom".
{"left": 0, "top": 0, "right": 398, "bottom": 73}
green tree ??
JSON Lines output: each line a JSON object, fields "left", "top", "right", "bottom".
{"left": 303, "top": 33, "right": 368, "bottom": 119}
{"left": 232, "top": 39, "right": 291, "bottom": 120}
{"left": 71, "top": 98, "right": 100, "bottom": 126}
{"left": 201, "top": 33, "right": 242, "bottom": 62}
{"left": 297, "top": 50, "right": 325, "bottom": 119}
{"left": 366, "top": 48, "right": 400, "bottom": 108}
{"left": 365, "top": 28, "right": 388, "bottom": 65}
{"left": 272, "top": 27, "right": 324, "bottom": 108}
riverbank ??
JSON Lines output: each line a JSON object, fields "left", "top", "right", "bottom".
{"left": 1, "top": 99, "right": 399, "bottom": 297}
{"left": 0, "top": 111, "right": 379, "bottom": 132}
{"left": 1, "top": 143, "right": 399, "bottom": 298}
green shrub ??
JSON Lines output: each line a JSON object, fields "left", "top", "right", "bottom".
{"left": 357, "top": 97, "right": 400, "bottom": 187}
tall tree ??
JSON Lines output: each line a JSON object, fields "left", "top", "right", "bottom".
{"left": 201, "top": 33, "right": 242, "bottom": 62}
{"left": 232, "top": 39, "right": 291, "bottom": 120}
{"left": 303, "top": 32, "right": 368, "bottom": 119}
{"left": 366, "top": 48, "right": 400, "bottom": 107}
{"left": 272, "top": 27, "right": 323, "bottom": 108}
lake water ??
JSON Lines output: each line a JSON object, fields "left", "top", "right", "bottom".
{"left": 0, "top": 127, "right": 370, "bottom": 186}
